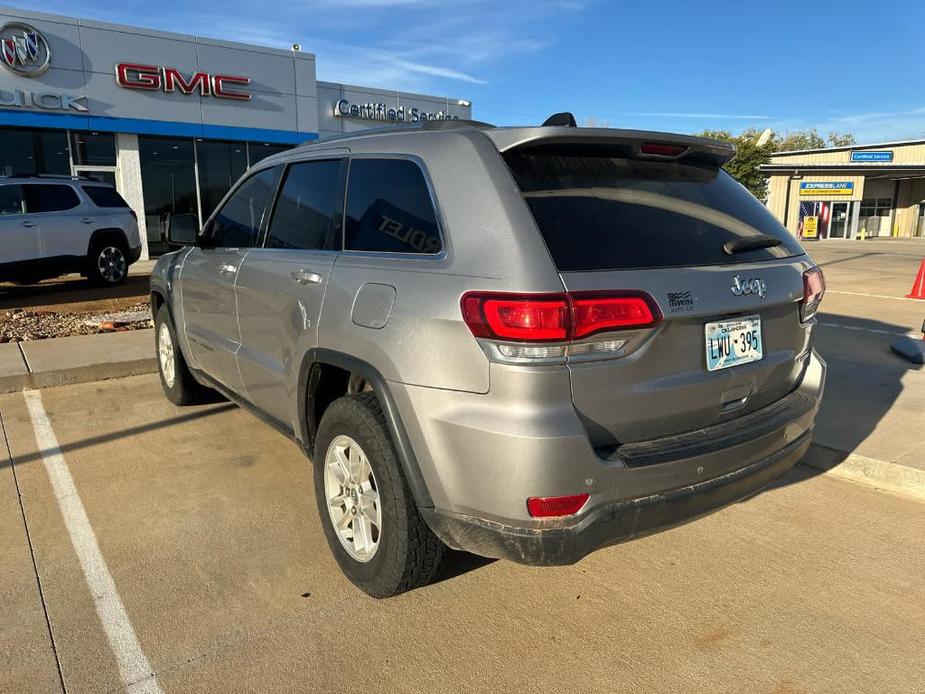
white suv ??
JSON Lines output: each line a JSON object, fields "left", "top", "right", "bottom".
{"left": 0, "top": 176, "right": 142, "bottom": 285}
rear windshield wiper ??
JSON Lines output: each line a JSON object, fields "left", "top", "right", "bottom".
{"left": 723, "top": 234, "right": 783, "bottom": 255}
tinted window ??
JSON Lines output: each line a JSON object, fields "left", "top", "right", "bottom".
{"left": 0, "top": 127, "right": 70, "bottom": 176}
{"left": 139, "top": 136, "right": 197, "bottom": 257}
{"left": 197, "top": 140, "right": 248, "bottom": 219}
{"left": 503, "top": 148, "right": 804, "bottom": 271}
{"left": 83, "top": 186, "right": 129, "bottom": 208}
{"left": 23, "top": 184, "right": 80, "bottom": 213}
{"left": 0, "top": 185, "right": 23, "bottom": 215}
{"left": 344, "top": 159, "right": 441, "bottom": 254}
{"left": 249, "top": 142, "right": 292, "bottom": 166}
{"left": 267, "top": 160, "right": 344, "bottom": 250}
{"left": 71, "top": 132, "right": 116, "bottom": 166}
{"left": 209, "top": 166, "right": 281, "bottom": 248}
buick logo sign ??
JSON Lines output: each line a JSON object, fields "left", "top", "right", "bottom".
{"left": 730, "top": 275, "right": 767, "bottom": 298}
{"left": 0, "top": 22, "right": 51, "bottom": 77}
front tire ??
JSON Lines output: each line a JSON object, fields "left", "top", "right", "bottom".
{"left": 313, "top": 393, "right": 445, "bottom": 598}
{"left": 155, "top": 304, "right": 212, "bottom": 406}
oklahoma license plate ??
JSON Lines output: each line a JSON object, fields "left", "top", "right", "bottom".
{"left": 705, "top": 315, "right": 763, "bottom": 372}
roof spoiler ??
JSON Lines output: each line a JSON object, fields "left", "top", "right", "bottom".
{"left": 487, "top": 128, "right": 736, "bottom": 167}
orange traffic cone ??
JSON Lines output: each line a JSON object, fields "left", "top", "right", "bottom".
{"left": 907, "top": 259, "right": 925, "bottom": 299}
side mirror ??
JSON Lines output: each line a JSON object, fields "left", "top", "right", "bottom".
{"left": 165, "top": 213, "right": 200, "bottom": 246}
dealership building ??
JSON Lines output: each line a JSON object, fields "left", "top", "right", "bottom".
{"left": 0, "top": 6, "right": 471, "bottom": 258}
{"left": 763, "top": 141, "right": 925, "bottom": 241}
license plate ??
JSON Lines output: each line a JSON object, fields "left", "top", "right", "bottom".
{"left": 705, "top": 315, "right": 763, "bottom": 372}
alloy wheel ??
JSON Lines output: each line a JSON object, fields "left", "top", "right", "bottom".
{"left": 324, "top": 434, "right": 382, "bottom": 562}
{"left": 158, "top": 322, "right": 176, "bottom": 388}
{"left": 98, "top": 246, "right": 127, "bottom": 283}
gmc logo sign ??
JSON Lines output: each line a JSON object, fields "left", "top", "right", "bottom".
{"left": 115, "top": 63, "right": 251, "bottom": 101}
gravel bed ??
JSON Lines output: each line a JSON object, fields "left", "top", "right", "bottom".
{"left": 0, "top": 302, "right": 153, "bottom": 343}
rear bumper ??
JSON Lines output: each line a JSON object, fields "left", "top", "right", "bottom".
{"left": 421, "top": 430, "right": 812, "bottom": 565}
{"left": 127, "top": 244, "right": 143, "bottom": 265}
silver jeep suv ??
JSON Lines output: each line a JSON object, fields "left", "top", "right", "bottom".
{"left": 0, "top": 175, "right": 142, "bottom": 285}
{"left": 151, "top": 117, "right": 826, "bottom": 597}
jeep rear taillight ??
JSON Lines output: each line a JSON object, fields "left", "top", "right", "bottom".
{"left": 462, "top": 294, "right": 569, "bottom": 342}
{"left": 461, "top": 291, "right": 660, "bottom": 343}
{"left": 461, "top": 291, "right": 660, "bottom": 363}
{"left": 571, "top": 294, "right": 659, "bottom": 338}
{"left": 800, "top": 267, "right": 825, "bottom": 322}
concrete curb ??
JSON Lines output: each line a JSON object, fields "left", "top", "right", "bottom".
{"left": 0, "top": 329, "right": 156, "bottom": 393}
{"left": 800, "top": 444, "right": 925, "bottom": 501}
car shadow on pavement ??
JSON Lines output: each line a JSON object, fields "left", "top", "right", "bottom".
{"left": 430, "top": 549, "right": 496, "bottom": 585}
{"left": 752, "top": 312, "right": 921, "bottom": 496}
{"left": 0, "top": 401, "right": 236, "bottom": 472}
{"left": 0, "top": 275, "right": 150, "bottom": 311}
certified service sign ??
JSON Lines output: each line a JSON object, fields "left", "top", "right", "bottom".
{"left": 0, "top": 22, "right": 51, "bottom": 77}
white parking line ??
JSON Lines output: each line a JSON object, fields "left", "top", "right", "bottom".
{"left": 23, "top": 390, "right": 163, "bottom": 694}
{"left": 827, "top": 290, "right": 921, "bottom": 302}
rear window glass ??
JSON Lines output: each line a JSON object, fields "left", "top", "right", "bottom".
{"left": 503, "top": 148, "right": 804, "bottom": 271}
{"left": 344, "top": 159, "right": 442, "bottom": 254}
{"left": 23, "top": 184, "right": 80, "bottom": 213}
{"left": 83, "top": 185, "right": 129, "bottom": 208}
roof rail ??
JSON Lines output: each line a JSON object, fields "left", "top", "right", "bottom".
{"left": 419, "top": 118, "right": 495, "bottom": 131}
{"left": 3, "top": 172, "right": 97, "bottom": 181}
{"left": 307, "top": 117, "right": 495, "bottom": 146}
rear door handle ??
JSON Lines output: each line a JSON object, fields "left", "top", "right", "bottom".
{"left": 81, "top": 217, "right": 95, "bottom": 224}
{"left": 21, "top": 220, "right": 38, "bottom": 228}
{"left": 218, "top": 263, "right": 238, "bottom": 276}
{"left": 291, "top": 269, "right": 322, "bottom": 285}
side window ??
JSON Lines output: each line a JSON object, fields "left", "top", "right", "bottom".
{"left": 266, "top": 159, "right": 344, "bottom": 250}
{"left": 82, "top": 186, "right": 130, "bottom": 209}
{"left": 344, "top": 159, "right": 442, "bottom": 254}
{"left": 23, "top": 184, "right": 80, "bottom": 213}
{"left": 0, "top": 185, "right": 23, "bottom": 215}
{"left": 209, "top": 166, "right": 281, "bottom": 248}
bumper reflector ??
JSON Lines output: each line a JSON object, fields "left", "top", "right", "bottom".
{"left": 527, "top": 493, "right": 589, "bottom": 518}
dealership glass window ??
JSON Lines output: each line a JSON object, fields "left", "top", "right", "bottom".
{"left": 266, "top": 160, "right": 344, "bottom": 250}
{"left": 248, "top": 142, "right": 293, "bottom": 166}
{"left": 859, "top": 197, "right": 892, "bottom": 218}
{"left": 344, "top": 159, "right": 442, "bottom": 254}
{"left": 197, "top": 140, "right": 249, "bottom": 220}
{"left": 0, "top": 128, "right": 70, "bottom": 177}
{"left": 139, "top": 136, "right": 198, "bottom": 257}
{"left": 209, "top": 166, "right": 282, "bottom": 248}
{"left": 70, "top": 132, "right": 117, "bottom": 166}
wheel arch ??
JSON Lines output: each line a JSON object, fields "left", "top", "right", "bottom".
{"left": 298, "top": 348, "right": 434, "bottom": 509}
{"left": 86, "top": 228, "right": 129, "bottom": 257}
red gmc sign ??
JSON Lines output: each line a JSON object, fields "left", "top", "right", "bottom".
{"left": 115, "top": 63, "right": 251, "bottom": 101}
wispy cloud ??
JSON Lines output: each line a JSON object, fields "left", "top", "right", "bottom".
{"left": 391, "top": 59, "right": 487, "bottom": 85}
{"left": 38, "top": 0, "right": 584, "bottom": 93}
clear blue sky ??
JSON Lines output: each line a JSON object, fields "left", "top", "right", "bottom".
{"left": 36, "top": 0, "right": 925, "bottom": 143}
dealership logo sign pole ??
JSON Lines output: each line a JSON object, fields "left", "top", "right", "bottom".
{"left": 0, "top": 22, "right": 51, "bottom": 76}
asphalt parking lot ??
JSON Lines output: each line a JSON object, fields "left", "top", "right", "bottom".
{"left": 2, "top": 240, "right": 924, "bottom": 693}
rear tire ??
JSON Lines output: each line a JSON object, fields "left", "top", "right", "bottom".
{"left": 155, "top": 304, "right": 212, "bottom": 406}
{"left": 87, "top": 238, "right": 129, "bottom": 286}
{"left": 313, "top": 392, "right": 445, "bottom": 598}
